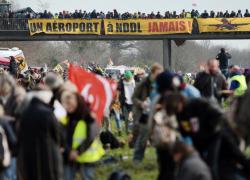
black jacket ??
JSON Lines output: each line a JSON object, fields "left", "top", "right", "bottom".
{"left": 194, "top": 71, "right": 227, "bottom": 100}
{"left": 218, "top": 128, "right": 250, "bottom": 180}
{"left": 216, "top": 52, "right": 232, "bottom": 70}
{"left": 9, "top": 59, "right": 18, "bottom": 77}
{"left": 61, "top": 114, "right": 96, "bottom": 165}
{"left": 178, "top": 99, "right": 250, "bottom": 180}
{"left": 17, "top": 98, "right": 63, "bottom": 180}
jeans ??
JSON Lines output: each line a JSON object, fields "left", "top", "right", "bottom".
{"left": 64, "top": 164, "right": 95, "bottom": 180}
{"left": 133, "top": 123, "right": 148, "bottom": 162}
{"left": 102, "top": 115, "right": 111, "bottom": 131}
{"left": 3, "top": 158, "right": 16, "bottom": 180}
{"left": 64, "top": 165, "right": 74, "bottom": 180}
{"left": 221, "top": 69, "right": 229, "bottom": 79}
{"left": 122, "top": 103, "right": 133, "bottom": 134}
{"left": 111, "top": 109, "right": 122, "bottom": 132}
{"left": 79, "top": 164, "right": 94, "bottom": 180}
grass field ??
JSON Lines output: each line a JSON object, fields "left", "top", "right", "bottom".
{"left": 96, "top": 120, "right": 158, "bottom": 180}
{"left": 95, "top": 145, "right": 158, "bottom": 180}
{"left": 95, "top": 116, "right": 250, "bottom": 180}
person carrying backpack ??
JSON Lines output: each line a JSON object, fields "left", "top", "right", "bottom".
{"left": 148, "top": 71, "right": 183, "bottom": 180}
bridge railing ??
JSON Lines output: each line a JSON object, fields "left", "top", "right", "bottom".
{"left": 0, "top": 18, "right": 29, "bottom": 31}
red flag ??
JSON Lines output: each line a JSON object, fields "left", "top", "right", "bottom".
{"left": 68, "top": 64, "right": 117, "bottom": 124}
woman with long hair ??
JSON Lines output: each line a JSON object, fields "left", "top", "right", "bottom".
{"left": 60, "top": 91, "right": 104, "bottom": 180}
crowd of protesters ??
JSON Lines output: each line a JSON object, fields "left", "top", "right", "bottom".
{"left": 1, "top": 9, "right": 250, "bottom": 19}
{"left": 0, "top": 48, "right": 249, "bottom": 180}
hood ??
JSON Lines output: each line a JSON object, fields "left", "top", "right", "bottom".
{"left": 20, "top": 90, "right": 53, "bottom": 113}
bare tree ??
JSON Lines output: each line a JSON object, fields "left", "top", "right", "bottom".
{"left": 36, "top": 0, "right": 50, "bottom": 12}
{"left": 9, "top": 0, "right": 20, "bottom": 11}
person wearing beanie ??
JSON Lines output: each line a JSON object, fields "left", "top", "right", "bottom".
{"left": 147, "top": 70, "right": 182, "bottom": 180}
{"left": 124, "top": 70, "right": 133, "bottom": 80}
{"left": 118, "top": 70, "right": 135, "bottom": 134}
{"left": 156, "top": 70, "right": 181, "bottom": 95}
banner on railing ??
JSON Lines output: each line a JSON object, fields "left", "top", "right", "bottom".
{"left": 198, "top": 18, "right": 250, "bottom": 33}
{"left": 104, "top": 19, "right": 193, "bottom": 35}
{"left": 28, "top": 19, "right": 102, "bottom": 35}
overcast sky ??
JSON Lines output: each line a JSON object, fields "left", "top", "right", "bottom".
{"left": 15, "top": 0, "right": 250, "bottom": 49}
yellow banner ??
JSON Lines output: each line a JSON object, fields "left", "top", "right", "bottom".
{"left": 104, "top": 19, "right": 193, "bottom": 35}
{"left": 28, "top": 19, "right": 102, "bottom": 35}
{"left": 198, "top": 18, "right": 250, "bottom": 33}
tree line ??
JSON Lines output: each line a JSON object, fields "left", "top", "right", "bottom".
{"left": 1, "top": 40, "right": 250, "bottom": 72}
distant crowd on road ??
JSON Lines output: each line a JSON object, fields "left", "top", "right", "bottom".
{"left": 1, "top": 9, "right": 250, "bottom": 19}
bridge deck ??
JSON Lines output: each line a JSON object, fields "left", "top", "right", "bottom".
{"left": 1, "top": 31, "right": 250, "bottom": 41}
{"left": 1, "top": 18, "right": 250, "bottom": 41}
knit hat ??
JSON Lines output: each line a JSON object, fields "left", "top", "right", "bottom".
{"left": 156, "top": 70, "right": 180, "bottom": 94}
{"left": 124, "top": 70, "right": 133, "bottom": 79}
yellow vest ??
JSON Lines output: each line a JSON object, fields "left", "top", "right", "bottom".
{"left": 230, "top": 75, "right": 248, "bottom": 96}
{"left": 186, "top": 12, "right": 191, "bottom": 18}
{"left": 60, "top": 117, "right": 105, "bottom": 163}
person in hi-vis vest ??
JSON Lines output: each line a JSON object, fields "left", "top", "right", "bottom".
{"left": 229, "top": 65, "right": 248, "bottom": 96}
{"left": 60, "top": 91, "right": 104, "bottom": 180}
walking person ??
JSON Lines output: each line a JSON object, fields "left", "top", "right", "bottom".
{"left": 118, "top": 71, "right": 135, "bottom": 134}
{"left": 194, "top": 59, "right": 228, "bottom": 102}
{"left": 110, "top": 91, "right": 122, "bottom": 135}
{"left": 148, "top": 71, "right": 183, "bottom": 180}
{"left": 132, "top": 63, "right": 163, "bottom": 162}
{"left": 60, "top": 91, "right": 104, "bottom": 180}
{"left": 17, "top": 89, "right": 63, "bottom": 180}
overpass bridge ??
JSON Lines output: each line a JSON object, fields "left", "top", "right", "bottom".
{"left": 1, "top": 18, "right": 250, "bottom": 69}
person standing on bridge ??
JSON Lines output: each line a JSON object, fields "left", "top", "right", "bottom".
{"left": 216, "top": 48, "right": 232, "bottom": 78}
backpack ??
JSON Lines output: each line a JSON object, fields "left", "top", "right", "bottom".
{"left": 0, "top": 126, "right": 11, "bottom": 170}
{"left": 100, "top": 130, "right": 120, "bottom": 149}
{"left": 150, "top": 109, "right": 179, "bottom": 149}
{"left": 108, "top": 170, "right": 131, "bottom": 180}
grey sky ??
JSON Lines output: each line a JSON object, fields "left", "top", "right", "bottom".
{"left": 16, "top": 0, "right": 250, "bottom": 49}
